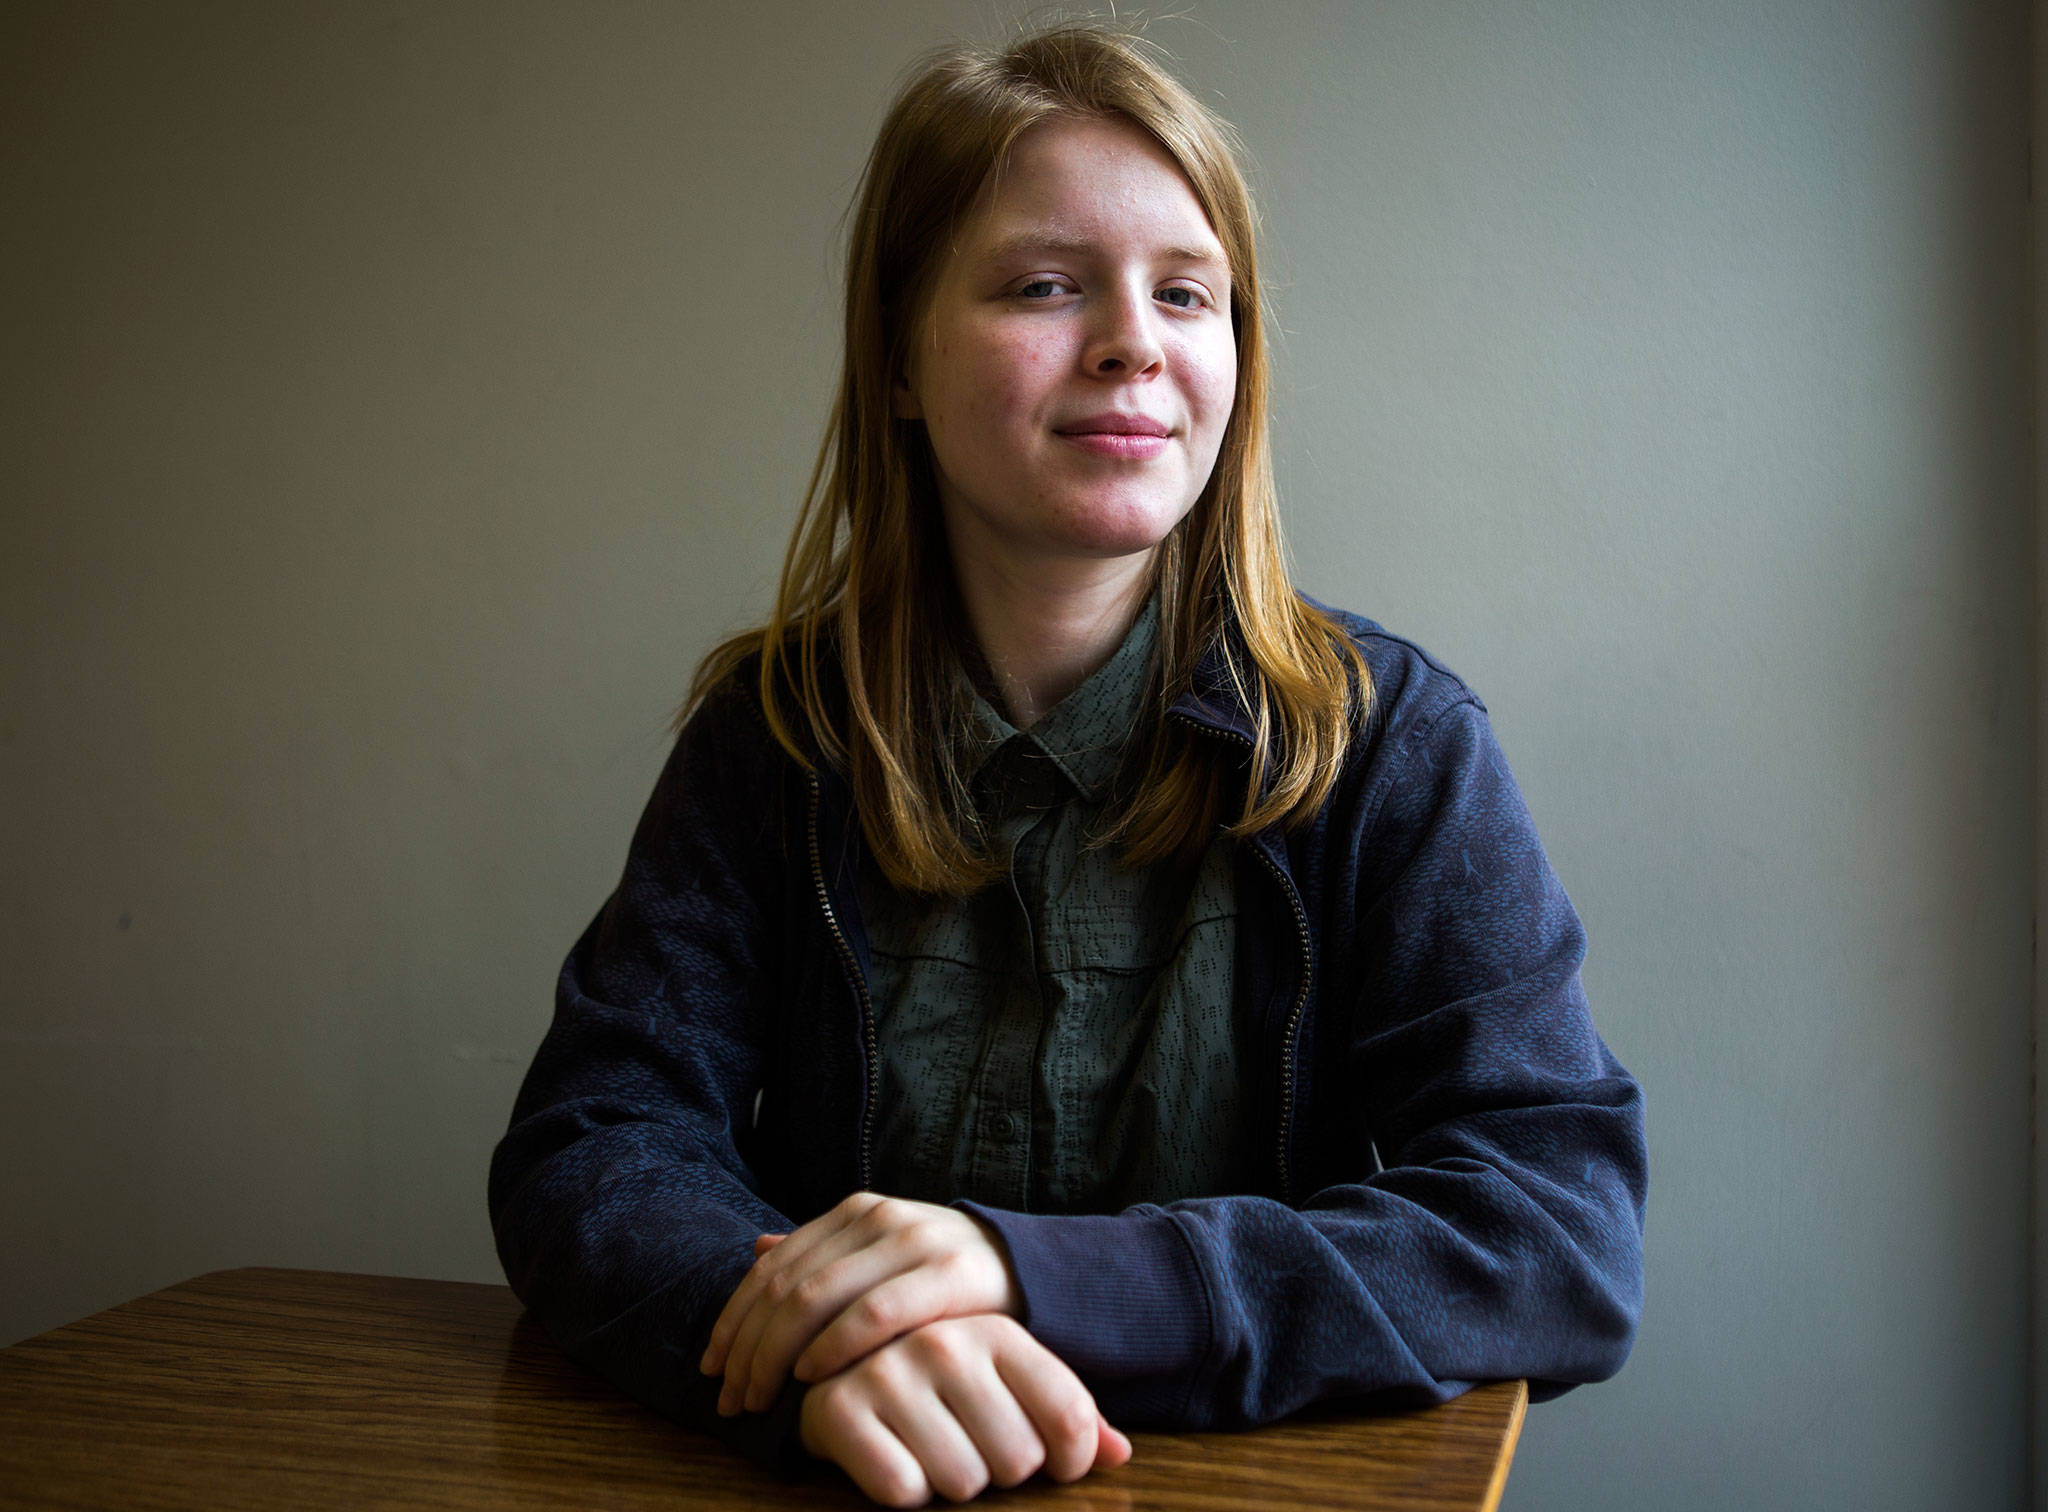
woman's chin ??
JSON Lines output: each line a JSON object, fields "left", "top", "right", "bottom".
{"left": 939, "top": 479, "right": 1198, "bottom": 570}
{"left": 1041, "top": 497, "right": 1196, "bottom": 560}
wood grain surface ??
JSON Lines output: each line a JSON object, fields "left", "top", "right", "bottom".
{"left": 0, "top": 1268, "right": 1525, "bottom": 1511}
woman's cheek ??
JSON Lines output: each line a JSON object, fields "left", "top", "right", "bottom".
{"left": 1190, "top": 345, "right": 1238, "bottom": 453}
{"left": 969, "top": 366, "right": 1051, "bottom": 447}
{"left": 991, "top": 325, "right": 1066, "bottom": 390}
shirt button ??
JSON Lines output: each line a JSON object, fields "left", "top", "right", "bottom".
{"left": 991, "top": 1112, "right": 1020, "bottom": 1141}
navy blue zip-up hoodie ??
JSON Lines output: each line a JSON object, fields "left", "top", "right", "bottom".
{"left": 487, "top": 606, "right": 1648, "bottom": 1471}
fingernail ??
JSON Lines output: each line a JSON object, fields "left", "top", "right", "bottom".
{"left": 699, "top": 1350, "right": 715, "bottom": 1374}
{"left": 717, "top": 1391, "right": 737, "bottom": 1417}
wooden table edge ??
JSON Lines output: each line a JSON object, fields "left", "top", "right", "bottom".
{"left": 91, "top": 1271, "right": 1540, "bottom": 1471}
{"left": 1477, "top": 1378, "right": 1529, "bottom": 1512}
{"left": 7, "top": 1268, "right": 1536, "bottom": 1512}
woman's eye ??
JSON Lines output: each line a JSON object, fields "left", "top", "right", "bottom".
{"left": 1010, "top": 279, "right": 1210, "bottom": 307}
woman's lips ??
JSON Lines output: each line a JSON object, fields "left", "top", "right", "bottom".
{"left": 1056, "top": 430, "right": 1170, "bottom": 459}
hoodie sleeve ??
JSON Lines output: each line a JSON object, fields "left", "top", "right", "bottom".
{"left": 963, "top": 694, "right": 1647, "bottom": 1428}
{"left": 486, "top": 685, "right": 812, "bottom": 1471}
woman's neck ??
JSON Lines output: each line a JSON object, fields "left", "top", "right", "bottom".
{"left": 948, "top": 545, "right": 1155, "bottom": 729}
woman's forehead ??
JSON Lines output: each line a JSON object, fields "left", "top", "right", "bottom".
{"left": 949, "top": 117, "right": 1227, "bottom": 274}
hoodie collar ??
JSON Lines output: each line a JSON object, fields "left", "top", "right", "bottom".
{"left": 1166, "top": 630, "right": 1263, "bottom": 745}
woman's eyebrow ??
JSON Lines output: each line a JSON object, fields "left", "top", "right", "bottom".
{"left": 977, "top": 230, "right": 1228, "bottom": 271}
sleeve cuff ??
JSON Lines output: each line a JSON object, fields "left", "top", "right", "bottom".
{"left": 953, "top": 1201, "right": 1214, "bottom": 1400}
{"left": 646, "top": 1332, "right": 815, "bottom": 1478}
{"left": 556, "top": 1277, "right": 818, "bottom": 1480}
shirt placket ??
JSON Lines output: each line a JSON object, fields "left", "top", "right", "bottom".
{"left": 965, "top": 744, "right": 1059, "bottom": 1211}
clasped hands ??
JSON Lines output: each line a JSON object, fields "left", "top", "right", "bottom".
{"left": 699, "top": 1192, "right": 1131, "bottom": 1506}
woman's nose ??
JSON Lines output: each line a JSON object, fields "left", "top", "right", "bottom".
{"left": 1082, "top": 286, "right": 1165, "bottom": 377}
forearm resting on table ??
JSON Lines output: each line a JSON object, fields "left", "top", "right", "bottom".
{"left": 701, "top": 1194, "right": 1022, "bottom": 1413}
{"left": 702, "top": 1196, "right": 1128, "bottom": 1505}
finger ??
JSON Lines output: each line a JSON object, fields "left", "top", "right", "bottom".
{"left": 706, "top": 1218, "right": 834, "bottom": 1371}
{"left": 1095, "top": 1414, "right": 1133, "bottom": 1469}
{"left": 810, "top": 1393, "right": 931, "bottom": 1510}
{"left": 744, "top": 1229, "right": 930, "bottom": 1410}
{"left": 753, "top": 1233, "right": 787, "bottom": 1257}
{"left": 931, "top": 1350, "right": 1047, "bottom": 1491}
{"left": 795, "top": 1258, "right": 976, "bottom": 1383}
{"left": 721, "top": 1284, "right": 791, "bottom": 1414}
{"left": 703, "top": 1247, "right": 788, "bottom": 1378}
{"left": 989, "top": 1331, "right": 1102, "bottom": 1483}
{"left": 875, "top": 1379, "right": 991, "bottom": 1505}
{"left": 703, "top": 1205, "right": 857, "bottom": 1376}
{"left": 723, "top": 1202, "right": 912, "bottom": 1408}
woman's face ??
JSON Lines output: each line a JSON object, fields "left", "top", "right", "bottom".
{"left": 897, "top": 114, "right": 1238, "bottom": 577}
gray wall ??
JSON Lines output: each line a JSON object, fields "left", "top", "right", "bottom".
{"left": 2, "top": 4, "right": 2032, "bottom": 1509}
{"left": 2035, "top": 0, "right": 2046, "bottom": 1502}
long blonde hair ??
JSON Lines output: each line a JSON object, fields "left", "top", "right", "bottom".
{"left": 688, "top": 22, "right": 1369, "bottom": 894}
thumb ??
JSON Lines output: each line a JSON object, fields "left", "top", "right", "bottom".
{"left": 1094, "top": 1414, "right": 1133, "bottom": 1469}
{"left": 753, "top": 1232, "right": 788, "bottom": 1257}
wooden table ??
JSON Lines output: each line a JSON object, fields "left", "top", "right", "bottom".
{"left": 0, "top": 1268, "right": 1525, "bottom": 1510}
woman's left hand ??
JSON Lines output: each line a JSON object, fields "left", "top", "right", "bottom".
{"left": 700, "top": 1192, "right": 1024, "bottom": 1416}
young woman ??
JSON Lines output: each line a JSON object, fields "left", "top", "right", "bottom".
{"left": 489, "top": 23, "right": 1647, "bottom": 1508}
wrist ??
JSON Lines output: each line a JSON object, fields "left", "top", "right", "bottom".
{"left": 961, "top": 1210, "right": 1025, "bottom": 1317}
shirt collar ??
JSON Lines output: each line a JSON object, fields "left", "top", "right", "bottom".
{"left": 956, "top": 595, "right": 1159, "bottom": 803}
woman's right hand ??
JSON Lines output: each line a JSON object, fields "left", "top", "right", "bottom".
{"left": 797, "top": 1312, "right": 1132, "bottom": 1506}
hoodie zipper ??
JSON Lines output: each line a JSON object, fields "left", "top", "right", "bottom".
{"left": 1167, "top": 712, "right": 1314, "bottom": 1203}
{"left": 808, "top": 772, "right": 878, "bottom": 1190}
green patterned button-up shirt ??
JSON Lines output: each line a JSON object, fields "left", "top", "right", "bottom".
{"left": 858, "top": 598, "right": 1255, "bottom": 1215}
